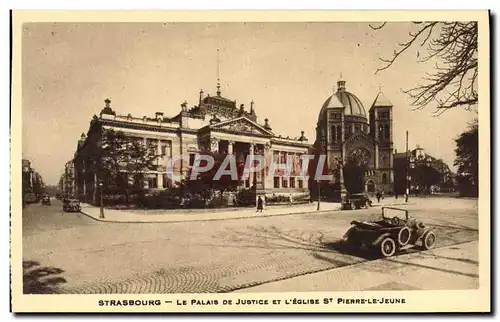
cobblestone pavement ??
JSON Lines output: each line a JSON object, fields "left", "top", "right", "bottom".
{"left": 22, "top": 197, "right": 479, "bottom": 294}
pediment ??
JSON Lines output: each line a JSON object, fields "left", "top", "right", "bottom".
{"left": 210, "top": 117, "right": 273, "bottom": 136}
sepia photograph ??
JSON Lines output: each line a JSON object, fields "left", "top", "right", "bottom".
{"left": 11, "top": 10, "right": 490, "bottom": 313}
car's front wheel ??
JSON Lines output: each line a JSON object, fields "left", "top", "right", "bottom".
{"left": 422, "top": 231, "right": 437, "bottom": 250}
{"left": 350, "top": 202, "right": 356, "bottom": 210}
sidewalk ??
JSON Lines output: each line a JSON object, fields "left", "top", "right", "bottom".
{"left": 80, "top": 198, "right": 411, "bottom": 223}
{"left": 235, "top": 240, "right": 479, "bottom": 292}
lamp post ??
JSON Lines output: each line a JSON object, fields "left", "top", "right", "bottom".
{"left": 317, "top": 179, "right": 321, "bottom": 210}
{"left": 405, "top": 130, "right": 409, "bottom": 202}
{"left": 99, "top": 181, "right": 105, "bottom": 219}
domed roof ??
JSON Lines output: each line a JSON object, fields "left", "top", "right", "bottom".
{"left": 317, "top": 79, "right": 367, "bottom": 122}
{"left": 336, "top": 90, "right": 366, "bottom": 117}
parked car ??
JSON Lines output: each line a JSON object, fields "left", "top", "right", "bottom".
{"left": 343, "top": 207, "right": 437, "bottom": 257}
{"left": 341, "top": 193, "right": 372, "bottom": 210}
{"left": 62, "top": 199, "right": 81, "bottom": 212}
{"left": 41, "top": 194, "right": 51, "bottom": 206}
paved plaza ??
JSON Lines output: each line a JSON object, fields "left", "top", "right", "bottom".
{"left": 22, "top": 197, "right": 479, "bottom": 294}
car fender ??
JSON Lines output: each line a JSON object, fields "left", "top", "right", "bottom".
{"left": 415, "top": 227, "right": 432, "bottom": 241}
{"left": 343, "top": 226, "right": 357, "bottom": 239}
{"left": 372, "top": 232, "right": 392, "bottom": 246}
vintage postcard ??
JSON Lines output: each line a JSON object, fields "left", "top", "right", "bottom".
{"left": 11, "top": 10, "right": 490, "bottom": 313}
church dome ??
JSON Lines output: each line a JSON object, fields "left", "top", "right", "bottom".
{"left": 317, "top": 79, "right": 367, "bottom": 122}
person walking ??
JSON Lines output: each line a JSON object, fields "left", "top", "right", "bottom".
{"left": 257, "top": 196, "right": 264, "bottom": 212}
{"left": 376, "top": 191, "right": 381, "bottom": 203}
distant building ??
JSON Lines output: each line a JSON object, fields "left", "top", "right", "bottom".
{"left": 22, "top": 159, "right": 44, "bottom": 203}
{"left": 59, "top": 160, "right": 76, "bottom": 197}
{"left": 73, "top": 85, "right": 311, "bottom": 205}
{"left": 394, "top": 146, "right": 455, "bottom": 195}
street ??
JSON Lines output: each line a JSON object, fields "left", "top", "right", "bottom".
{"left": 22, "top": 197, "right": 478, "bottom": 294}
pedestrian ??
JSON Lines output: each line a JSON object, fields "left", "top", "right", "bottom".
{"left": 376, "top": 191, "right": 381, "bottom": 203}
{"left": 257, "top": 196, "right": 264, "bottom": 213}
{"left": 381, "top": 191, "right": 385, "bottom": 200}
{"left": 289, "top": 193, "right": 293, "bottom": 205}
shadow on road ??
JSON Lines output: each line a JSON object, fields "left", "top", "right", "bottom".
{"left": 23, "top": 260, "right": 67, "bottom": 294}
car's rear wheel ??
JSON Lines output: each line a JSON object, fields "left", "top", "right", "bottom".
{"left": 380, "top": 237, "right": 396, "bottom": 257}
{"left": 422, "top": 231, "right": 437, "bottom": 250}
{"left": 350, "top": 202, "right": 356, "bottom": 210}
{"left": 397, "top": 227, "right": 411, "bottom": 246}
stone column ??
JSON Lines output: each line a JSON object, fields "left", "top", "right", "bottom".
{"left": 228, "top": 140, "right": 234, "bottom": 155}
{"left": 210, "top": 138, "right": 219, "bottom": 153}
{"left": 157, "top": 173, "right": 163, "bottom": 189}
{"left": 249, "top": 142, "right": 255, "bottom": 187}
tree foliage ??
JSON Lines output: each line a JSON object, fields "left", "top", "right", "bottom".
{"left": 410, "top": 164, "right": 442, "bottom": 192}
{"left": 179, "top": 152, "right": 244, "bottom": 198}
{"left": 454, "top": 120, "right": 478, "bottom": 196}
{"left": 370, "top": 22, "right": 478, "bottom": 114}
{"left": 343, "top": 155, "right": 366, "bottom": 194}
{"left": 92, "top": 128, "right": 159, "bottom": 202}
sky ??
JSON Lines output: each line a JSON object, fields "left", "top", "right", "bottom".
{"left": 21, "top": 22, "right": 477, "bottom": 186}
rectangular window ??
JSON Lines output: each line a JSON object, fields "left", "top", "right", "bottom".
{"left": 290, "top": 177, "right": 295, "bottom": 188}
{"left": 148, "top": 175, "right": 158, "bottom": 189}
{"left": 274, "top": 177, "right": 280, "bottom": 188}
{"left": 282, "top": 178, "right": 288, "bottom": 188}
{"left": 161, "top": 145, "right": 167, "bottom": 156}
{"left": 298, "top": 179, "right": 303, "bottom": 188}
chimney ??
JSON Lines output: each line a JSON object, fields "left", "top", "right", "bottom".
{"left": 250, "top": 100, "right": 255, "bottom": 114}
{"left": 155, "top": 112, "right": 164, "bottom": 121}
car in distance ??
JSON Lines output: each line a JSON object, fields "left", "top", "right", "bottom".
{"left": 62, "top": 198, "right": 82, "bottom": 212}
{"left": 343, "top": 206, "right": 437, "bottom": 257}
{"left": 341, "top": 193, "right": 372, "bottom": 210}
{"left": 41, "top": 194, "right": 51, "bottom": 206}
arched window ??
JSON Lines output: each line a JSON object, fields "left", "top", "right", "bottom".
{"left": 355, "top": 124, "right": 361, "bottom": 133}
{"left": 337, "top": 126, "right": 342, "bottom": 141}
{"left": 381, "top": 173, "right": 388, "bottom": 184}
{"left": 331, "top": 125, "right": 337, "bottom": 142}
{"left": 366, "top": 180, "right": 375, "bottom": 192}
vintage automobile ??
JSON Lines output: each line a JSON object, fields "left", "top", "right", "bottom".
{"left": 341, "top": 193, "right": 372, "bottom": 210}
{"left": 343, "top": 206, "right": 437, "bottom": 257}
{"left": 41, "top": 194, "right": 51, "bottom": 205}
{"left": 62, "top": 198, "right": 82, "bottom": 213}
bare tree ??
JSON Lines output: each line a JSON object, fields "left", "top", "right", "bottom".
{"left": 370, "top": 22, "right": 478, "bottom": 115}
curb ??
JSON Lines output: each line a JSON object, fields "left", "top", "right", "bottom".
{"left": 79, "top": 207, "right": 343, "bottom": 224}
{"left": 80, "top": 202, "right": 415, "bottom": 224}
{"left": 79, "top": 202, "right": 415, "bottom": 224}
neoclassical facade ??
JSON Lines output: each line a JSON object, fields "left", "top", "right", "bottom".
{"left": 315, "top": 78, "right": 394, "bottom": 196}
{"left": 74, "top": 86, "right": 311, "bottom": 204}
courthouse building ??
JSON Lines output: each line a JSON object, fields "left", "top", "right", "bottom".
{"left": 74, "top": 84, "right": 311, "bottom": 204}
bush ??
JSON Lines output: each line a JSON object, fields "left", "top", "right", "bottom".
{"left": 235, "top": 189, "right": 255, "bottom": 207}
{"left": 182, "top": 193, "right": 207, "bottom": 209}
{"left": 265, "top": 195, "right": 290, "bottom": 204}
